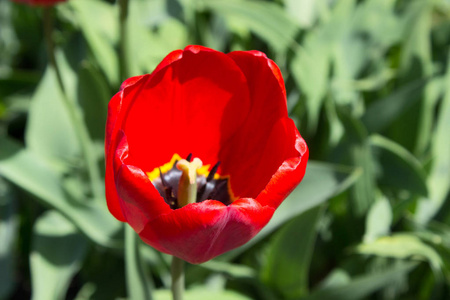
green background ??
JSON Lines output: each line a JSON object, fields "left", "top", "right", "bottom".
{"left": 1, "top": 0, "right": 450, "bottom": 299}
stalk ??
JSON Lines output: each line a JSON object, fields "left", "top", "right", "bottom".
{"left": 171, "top": 256, "right": 185, "bottom": 300}
{"left": 43, "top": 7, "right": 103, "bottom": 199}
{"left": 119, "top": 0, "right": 130, "bottom": 81}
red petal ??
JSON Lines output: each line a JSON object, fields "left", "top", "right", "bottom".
{"left": 105, "top": 79, "right": 147, "bottom": 222}
{"left": 113, "top": 131, "right": 172, "bottom": 232}
{"left": 105, "top": 51, "right": 184, "bottom": 222}
{"left": 138, "top": 198, "right": 274, "bottom": 264}
{"left": 151, "top": 49, "right": 183, "bottom": 75}
{"left": 105, "top": 97, "right": 131, "bottom": 221}
{"left": 223, "top": 116, "right": 307, "bottom": 201}
{"left": 105, "top": 46, "right": 309, "bottom": 264}
{"left": 105, "top": 163, "right": 125, "bottom": 221}
{"left": 256, "top": 119, "right": 309, "bottom": 209}
{"left": 122, "top": 47, "right": 251, "bottom": 173}
{"left": 106, "top": 50, "right": 183, "bottom": 155}
{"left": 184, "top": 45, "right": 219, "bottom": 54}
{"left": 105, "top": 74, "right": 146, "bottom": 155}
{"left": 228, "top": 50, "right": 286, "bottom": 99}
{"left": 219, "top": 51, "right": 293, "bottom": 198}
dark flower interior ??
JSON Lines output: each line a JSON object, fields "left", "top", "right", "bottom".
{"left": 151, "top": 153, "right": 234, "bottom": 209}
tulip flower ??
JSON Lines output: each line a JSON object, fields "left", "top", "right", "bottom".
{"left": 12, "top": 0, "right": 66, "bottom": 5}
{"left": 105, "top": 45, "right": 308, "bottom": 264}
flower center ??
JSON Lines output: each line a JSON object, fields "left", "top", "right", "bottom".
{"left": 147, "top": 154, "right": 236, "bottom": 209}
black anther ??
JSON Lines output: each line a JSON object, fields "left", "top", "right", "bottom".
{"left": 159, "top": 168, "right": 168, "bottom": 187}
{"left": 207, "top": 161, "right": 221, "bottom": 182}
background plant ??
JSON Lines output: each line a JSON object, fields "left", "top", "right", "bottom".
{"left": 0, "top": 0, "right": 449, "bottom": 299}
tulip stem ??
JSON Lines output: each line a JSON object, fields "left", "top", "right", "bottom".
{"left": 119, "top": 0, "right": 130, "bottom": 81}
{"left": 43, "top": 7, "right": 103, "bottom": 200}
{"left": 43, "top": 7, "right": 65, "bottom": 94}
{"left": 171, "top": 256, "right": 185, "bottom": 300}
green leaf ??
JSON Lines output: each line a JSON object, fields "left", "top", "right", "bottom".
{"left": 30, "top": 210, "right": 88, "bottom": 300}
{"left": 0, "top": 0, "right": 19, "bottom": 75}
{"left": 73, "top": 283, "right": 96, "bottom": 300}
{"left": 410, "top": 4, "right": 446, "bottom": 155}
{"left": 291, "top": 0, "right": 361, "bottom": 131}
{"left": 316, "top": 269, "right": 351, "bottom": 290}
{"left": 356, "top": 234, "right": 443, "bottom": 276}
{"left": 125, "top": 225, "right": 153, "bottom": 300}
{"left": 202, "top": 0, "right": 299, "bottom": 53}
{"left": 76, "top": 62, "right": 110, "bottom": 142}
{"left": 200, "top": 260, "right": 256, "bottom": 279}
{"left": 284, "top": 0, "right": 319, "bottom": 28}
{"left": 416, "top": 51, "right": 450, "bottom": 223}
{"left": 422, "top": 221, "right": 450, "bottom": 250}
{"left": 261, "top": 205, "right": 323, "bottom": 299}
{"left": 0, "top": 137, "right": 122, "bottom": 248}
{"left": 291, "top": 38, "right": 329, "bottom": 132}
{"left": 400, "top": 0, "right": 433, "bottom": 75}
{"left": 25, "top": 66, "right": 81, "bottom": 162}
{"left": 127, "top": 0, "right": 188, "bottom": 76}
{"left": 74, "top": 249, "right": 127, "bottom": 300}
{"left": 66, "top": 0, "right": 119, "bottom": 85}
{"left": 0, "top": 178, "right": 17, "bottom": 299}
{"left": 351, "top": 140, "right": 377, "bottom": 216}
{"left": 329, "top": 1, "right": 365, "bottom": 107}
{"left": 127, "top": 8, "right": 188, "bottom": 76}
{"left": 304, "top": 262, "right": 417, "bottom": 300}
{"left": 370, "top": 135, "right": 428, "bottom": 196}
{"left": 352, "top": 0, "right": 400, "bottom": 49}
{"left": 324, "top": 97, "right": 345, "bottom": 146}
{"left": 154, "top": 288, "right": 252, "bottom": 300}
{"left": 362, "top": 79, "right": 426, "bottom": 133}
{"left": 415, "top": 76, "right": 444, "bottom": 156}
{"left": 363, "top": 194, "right": 392, "bottom": 243}
{"left": 221, "top": 161, "right": 360, "bottom": 259}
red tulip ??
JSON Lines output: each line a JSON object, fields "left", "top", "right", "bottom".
{"left": 12, "top": 0, "right": 66, "bottom": 5}
{"left": 105, "top": 45, "right": 308, "bottom": 264}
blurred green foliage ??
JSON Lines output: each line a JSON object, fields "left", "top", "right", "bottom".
{"left": 1, "top": 0, "right": 450, "bottom": 299}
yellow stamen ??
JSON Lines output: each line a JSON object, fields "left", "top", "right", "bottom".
{"left": 147, "top": 154, "right": 220, "bottom": 181}
{"left": 176, "top": 158, "right": 202, "bottom": 207}
{"left": 147, "top": 154, "right": 182, "bottom": 181}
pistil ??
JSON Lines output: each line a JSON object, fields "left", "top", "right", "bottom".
{"left": 176, "top": 158, "right": 203, "bottom": 207}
